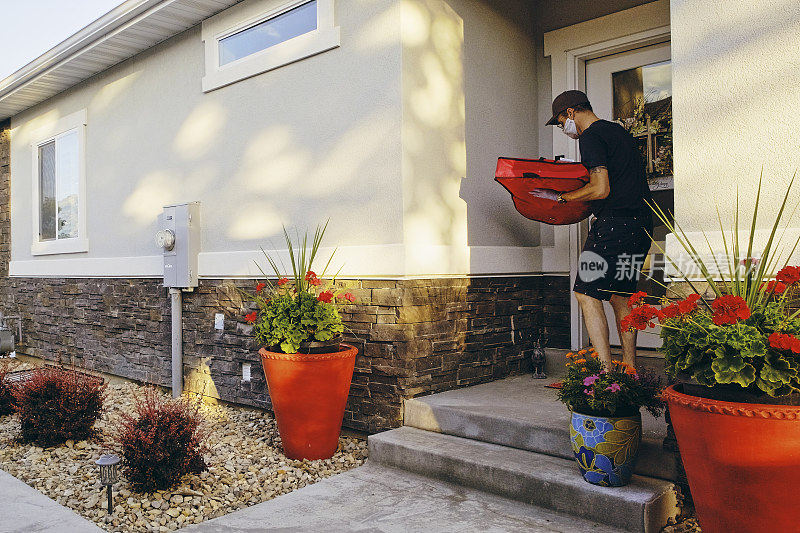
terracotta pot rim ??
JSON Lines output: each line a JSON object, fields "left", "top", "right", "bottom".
{"left": 663, "top": 383, "right": 800, "bottom": 419}
{"left": 259, "top": 343, "right": 357, "bottom": 362}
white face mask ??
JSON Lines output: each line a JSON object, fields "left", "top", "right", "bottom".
{"left": 562, "top": 118, "right": 580, "bottom": 139}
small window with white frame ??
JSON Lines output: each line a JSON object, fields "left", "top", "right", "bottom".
{"left": 30, "top": 109, "right": 88, "bottom": 256}
{"left": 202, "top": 0, "right": 339, "bottom": 92}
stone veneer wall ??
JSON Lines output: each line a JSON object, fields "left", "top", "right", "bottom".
{"left": 0, "top": 121, "right": 571, "bottom": 433}
{"left": 0, "top": 276, "right": 570, "bottom": 433}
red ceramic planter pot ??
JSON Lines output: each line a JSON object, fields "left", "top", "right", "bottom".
{"left": 663, "top": 384, "right": 800, "bottom": 533}
{"left": 259, "top": 343, "right": 357, "bottom": 460}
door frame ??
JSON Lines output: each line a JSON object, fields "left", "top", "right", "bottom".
{"left": 543, "top": 0, "right": 670, "bottom": 350}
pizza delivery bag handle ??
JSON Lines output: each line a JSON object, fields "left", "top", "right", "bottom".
{"left": 494, "top": 156, "right": 593, "bottom": 225}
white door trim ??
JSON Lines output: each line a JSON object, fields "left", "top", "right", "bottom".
{"left": 543, "top": 0, "right": 670, "bottom": 350}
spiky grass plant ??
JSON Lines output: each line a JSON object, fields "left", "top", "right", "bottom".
{"left": 623, "top": 173, "right": 800, "bottom": 397}
{"left": 239, "top": 221, "right": 357, "bottom": 354}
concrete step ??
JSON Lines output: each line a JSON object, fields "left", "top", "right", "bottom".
{"left": 403, "top": 373, "right": 677, "bottom": 481}
{"left": 369, "top": 426, "right": 679, "bottom": 533}
{"left": 180, "top": 462, "right": 629, "bottom": 533}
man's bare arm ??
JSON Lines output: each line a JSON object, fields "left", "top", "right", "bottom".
{"left": 561, "top": 166, "right": 610, "bottom": 202}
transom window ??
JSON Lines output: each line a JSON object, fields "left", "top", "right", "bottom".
{"left": 219, "top": 1, "right": 317, "bottom": 66}
{"left": 202, "top": 0, "right": 339, "bottom": 92}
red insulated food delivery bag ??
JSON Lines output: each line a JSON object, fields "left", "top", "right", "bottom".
{"left": 495, "top": 157, "right": 593, "bottom": 225}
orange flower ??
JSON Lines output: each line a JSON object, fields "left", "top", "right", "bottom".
{"left": 574, "top": 358, "right": 586, "bottom": 364}
{"left": 625, "top": 367, "right": 638, "bottom": 375}
{"left": 565, "top": 362, "right": 572, "bottom": 366}
{"left": 578, "top": 349, "right": 587, "bottom": 355}
{"left": 581, "top": 367, "right": 588, "bottom": 371}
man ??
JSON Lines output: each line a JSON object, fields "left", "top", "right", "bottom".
{"left": 533, "top": 90, "right": 654, "bottom": 371}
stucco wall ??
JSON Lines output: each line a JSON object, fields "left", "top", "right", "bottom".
{"left": 9, "top": 0, "right": 563, "bottom": 278}
{"left": 667, "top": 0, "right": 800, "bottom": 267}
{"left": 10, "top": 0, "right": 404, "bottom": 267}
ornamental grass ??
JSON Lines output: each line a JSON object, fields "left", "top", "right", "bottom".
{"left": 622, "top": 173, "right": 800, "bottom": 397}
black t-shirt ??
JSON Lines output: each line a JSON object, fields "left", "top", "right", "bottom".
{"left": 578, "top": 119, "right": 653, "bottom": 218}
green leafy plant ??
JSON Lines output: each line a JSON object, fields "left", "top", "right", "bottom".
{"left": 241, "top": 221, "right": 357, "bottom": 354}
{"left": 557, "top": 347, "right": 664, "bottom": 417}
{"left": 622, "top": 173, "right": 800, "bottom": 397}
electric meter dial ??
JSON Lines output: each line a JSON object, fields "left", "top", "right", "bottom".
{"left": 156, "top": 229, "right": 176, "bottom": 251}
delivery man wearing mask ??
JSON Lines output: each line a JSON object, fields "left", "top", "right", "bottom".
{"left": 531, "top": 90, "right": 654, "bottom": 371}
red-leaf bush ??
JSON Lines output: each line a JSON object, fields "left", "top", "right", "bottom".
{"left": 0, "top": 365, "right": 16, "bottom": 416}
{"left": 115, "top": 388, "right": 208, "bottom": 492}
{"left": 14, "top": 367, "right": 105, "bottom": 446}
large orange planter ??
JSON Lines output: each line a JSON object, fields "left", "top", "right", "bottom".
{"left": 259, "top": 343, "right": 357, "bottom": 460}
{"left": 663, "top": 384, "right": 800, "bottom": 533}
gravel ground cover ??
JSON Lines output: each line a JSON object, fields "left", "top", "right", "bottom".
{"left": 0, "top": 358, "right": 368, "bottom": 533}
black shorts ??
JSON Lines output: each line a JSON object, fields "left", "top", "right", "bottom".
{"left": 573, "top": 214, "right": 653, "bottom": 301}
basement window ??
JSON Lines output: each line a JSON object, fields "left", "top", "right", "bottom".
{"left": 30, "top": 109, "right": 88, "bottom": 256}
{"left": 202, "top": 0, "right": 340, "bottom": 92}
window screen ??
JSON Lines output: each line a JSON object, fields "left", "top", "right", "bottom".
{"left": 37, "top": 131, "right": 80, "bottom": 242}
{"left": 38, "top": 141, "right": 56, "bottom": 241}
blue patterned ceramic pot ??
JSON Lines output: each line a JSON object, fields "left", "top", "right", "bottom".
{"left": 569, "top": 410, "right": 642, "bottom": 487}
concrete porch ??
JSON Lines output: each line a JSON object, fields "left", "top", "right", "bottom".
{"left": 369, "top": 350, "right": 681, "bottom": 532}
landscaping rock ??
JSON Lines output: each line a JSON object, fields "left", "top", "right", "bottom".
{"left": 0, "top": 370, "right": 367, "bottom": 533}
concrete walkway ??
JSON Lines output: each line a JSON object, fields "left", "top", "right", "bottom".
{"left": 179, "top": 461, "right": 625, "bottom": 533}
{"left": 0, "top": 468, "right": 103, "bottom": 533}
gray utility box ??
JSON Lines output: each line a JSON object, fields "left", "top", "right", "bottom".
{"left": 157, "top": 202, "right": 200, "bottom": 288}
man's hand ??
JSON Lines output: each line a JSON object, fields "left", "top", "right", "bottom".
{"left": 529, "top": 188, "right": 560, "bottom": 202}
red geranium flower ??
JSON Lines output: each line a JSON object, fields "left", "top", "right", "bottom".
{"left": 277, "top": 277, "right": 288, "bottom": 286}
{"left": 304, "top": 271, "right": 321, "bottom": 286}
{"left": 769, "top": 332, "right": 800, "bottom": 354}
{"left": 255, "top": 282, "right": 266, "bottom": 293}
{"left": 628, "top": 291, "right": 648, "bottom": 309}
{"left": 710, "top": 295, "right": 751, "bottom": 325}
{"left": 677, "top": 293, "right": 701, "bottom": 314}
{"left": 245, "top": 311, "right": 258, "bottom": 323}
{"left": 341, "top": 292, "right": 355, "bottom": 302}
{"left": 776, "top": 265, "right": 800, "bottom": 286}
{"left": 621, "top": 304, "right": 661, "bottom": 331}
{"left": 317, "top": 290, "right": 334, "bottom": 303}
{"left": 762, "top": 280, "right": 787, "bottom": 294}
{"left": 659, "top": 303, "right": 681, "bottom": 319}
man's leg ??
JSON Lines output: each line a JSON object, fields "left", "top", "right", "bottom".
{"left": 574, "top": 291, "right": 612, "bottom": 370}
{"left": 610, "top": 294, "right": 638, "bottom": 369}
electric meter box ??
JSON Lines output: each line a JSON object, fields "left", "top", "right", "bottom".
{"left": 157, "top": 202, "right": 200, "bottom": 288}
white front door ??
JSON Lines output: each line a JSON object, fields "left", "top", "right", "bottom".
{"left": 579, "top": 41, "right": 674, "bottom": 349}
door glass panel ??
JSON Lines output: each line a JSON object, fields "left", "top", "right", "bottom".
{"left": 38, "top": 141, "right": 56, "bottom": 241}
{"left": 612, "top": 60, "right": 672, "bottom": 189}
